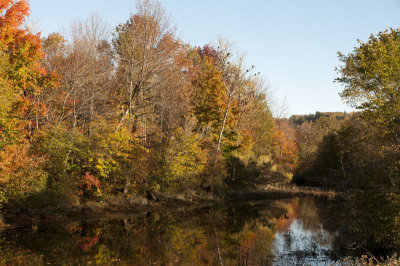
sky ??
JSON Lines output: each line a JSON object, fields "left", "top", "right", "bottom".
{"left": 29, "top": 0, "right": 400, "bottom": 116}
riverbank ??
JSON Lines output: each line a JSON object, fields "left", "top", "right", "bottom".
{"left": 0, "top": 184, "right": 339, "bottom": 229}
{"left": 225, "top": 184, "right": 338, "bottom": 200}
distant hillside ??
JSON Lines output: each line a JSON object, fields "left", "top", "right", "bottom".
{"left": 289, "top": 111, "right": 356, "bottom": 126}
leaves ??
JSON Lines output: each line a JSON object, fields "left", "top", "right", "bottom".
{"left": 337, "top": 28, "right": 400, "bottom": 141}
{"left": 0, "top": 0, "right": 277, "bottom": 206}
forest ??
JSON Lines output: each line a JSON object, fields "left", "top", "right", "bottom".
{"left": 2, "top": 0, "right": 400, "bottom": 263}
{"left": 0, "top": 0, "right": 284, "bottom": 211}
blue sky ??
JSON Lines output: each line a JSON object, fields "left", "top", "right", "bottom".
{"left": 30, "top": 0, "right": 400, "bottom": 116}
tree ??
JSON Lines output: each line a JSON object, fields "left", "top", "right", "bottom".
{"left": 0, "top": 0, "right": 57, "bottom": 131}
{"left": 241, "top": 91, "right": 275, "bottom": 158}
{"left": 190, "top": 49, "right": 227, "bottom": 136}
{"left": 113, "top": 0, "right": 188, "bottom": 141}
{"left": 274, "top": 119, "right": 298, "bottom": 172}
{"left": 336, "top": 28, "right": 400, "bottom": 142}
{"left": 41, "top": 14, "right": 114, "bottom": 131}
{"left": 0, "top": 0, "right": 54, "bottom": 207}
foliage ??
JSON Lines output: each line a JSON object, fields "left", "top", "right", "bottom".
{"left": 293, "top": 113, "right": 348, "bottom": 185}
{"left": 0, "top": 0, "right": 278, "bottom": 210}
{"left": 337, "top": 28, "right": 400, "bottom": 142}
{"left": 34, "top": 122, "right": 148, "bottom": 202}
{"left": 0, "top": 0, "right": 56, "bottom": 207}
{"left": 0, "top": 141, "right": 47, "bottom": 207}
{"left": 190, "top": 51, "right": 227, "bottom": 136}
{"left": 163, "top": 127, "right": 207, "bottom": 191}
{"left": 274, "top": 119, "right": 298, "bottom": 173}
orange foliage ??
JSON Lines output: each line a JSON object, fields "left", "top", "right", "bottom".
{"left": 240, "top": 231, "right": 256, "bottom": 254}
{"left": 274, "top": 120, "right": 298, "bottom": 171}
{"left": 0, "top": 140, "right": 45, "bottom": 202}
{"left": 0, "top": 1, "right": 58, "bottom": 205}
{"left": 0, "top": 0, "right": 29, "bottom": 29}
{"left": 0, "top": 0, "right": 58, "bottom": 127}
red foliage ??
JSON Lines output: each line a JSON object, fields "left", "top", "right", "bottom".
{"left": 78, "top": 172, "right": 101, "bottom": 196}
{"left": 71, "top": 225, "right": 100, "bottom": 252}
{"left": 80, "top": 235, "right": 100, "bottom": 252}
{"left": 197, "top": 45, "right": 221, "bottom": 63}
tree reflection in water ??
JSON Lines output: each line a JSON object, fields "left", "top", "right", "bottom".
{"left": 0, "top": 196, "right": 396, "bottom": 265}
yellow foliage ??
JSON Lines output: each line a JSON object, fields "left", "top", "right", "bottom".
{"left": 164, "top": 127, "right": 207, "bottom": 187}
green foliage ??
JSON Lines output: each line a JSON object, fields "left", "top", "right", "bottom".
{"left": 294, "top": 114, "right": 400, "bottom": 188}
{"left": 35, "top": 126, "right": 87, "bottom": 202}
{"left": 290, "top": 112, "right": 348, "bottom": 126}
{"left": 225, "top": 156, "right": 261, "bottom": 189}
{"left": 354, "top": 191, "right": 400, "bottom": 250}
{"left": 337, "top": 28, "right": 400, "bottom": 141}
{"left": 0, "top": 50, "right": 20, "bottom": 150}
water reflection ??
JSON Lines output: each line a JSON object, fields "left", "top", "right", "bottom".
{"left": 0, "top": 197, "right": 358, "bottom": 265}
{"left": 273, "top": 219, "right": 334, "bottom": 265}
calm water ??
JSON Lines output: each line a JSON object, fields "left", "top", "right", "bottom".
{"left": 0, "top": 196, "right": 387, "bottom": 265}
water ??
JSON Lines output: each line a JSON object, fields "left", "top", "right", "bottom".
{"left": 0, "top": 196, "right": 388, "bottom": 265}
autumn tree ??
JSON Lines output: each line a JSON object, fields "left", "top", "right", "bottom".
{"left": 0, "top": 0, "right": 55, "bottom": 207}
{"left": 191, "top": 44, "right": 255, "bottom": 158}
{"left": 0, "top": 0, "right": 56, "bottom": 131}
{"left": 41, "top": 13, "right": 113, "bottom": 130}
{"left": 336, "top": 28, "right": 400, "bottom": 142}
{"left": 113, "top": 0, "right": 189, "bottom": 141}
{"left": 274, "top": 119, "right": 298, "bottom": 172}
{"left": 240, "top": 88, "right": 275, "bottom": 158}
{"left": 1, "top": 0, "right": 282, "bottom": 207}
{"left": 190, "top": 48, "right": 227, "bottom": 137}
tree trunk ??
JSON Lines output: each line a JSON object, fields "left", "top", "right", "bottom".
{"left": 123, "top": 177, "right": 130, "bottom": 195}
{"left": 214, "top": 94, "right": 231, "bottom": 165}
{"left": 132, "top": 85, "right": 140, "bottom": 134}
{"left": 0, "top": 212, "right": 5, "bottom": 225}
{"left": 128, "top": 78, "right": 133, "bottom": 131}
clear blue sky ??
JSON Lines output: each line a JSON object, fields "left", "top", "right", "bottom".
{"left": 30, "top": 0, "right": 400, "bottom": 116}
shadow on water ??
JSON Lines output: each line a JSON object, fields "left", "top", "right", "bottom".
{"left": 0, "top": 195, "right": 397, "bottom": 265}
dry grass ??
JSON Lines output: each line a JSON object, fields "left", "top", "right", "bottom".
{"left": 338, "top": 254, "right": 400, "bottom": 265}
{"left": 261, "top": 184, "right": 338, "bottom": 198}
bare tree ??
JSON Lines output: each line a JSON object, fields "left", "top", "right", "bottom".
{"left": 273, "top": 95, "right": 290, "bottom": 119}
{"left": 41, "top": 13, "right": 114, "bottom": 131}
{"left": 113, "top": 0, "right": 188, "bottom": 139}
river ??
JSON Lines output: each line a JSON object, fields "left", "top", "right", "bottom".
{"left": 0, "top": 195, "right": 394, "bottom": 265}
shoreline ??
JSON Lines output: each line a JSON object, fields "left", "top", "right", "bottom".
{"left": 0, "top": 185, "right": 338, "bottom": 229}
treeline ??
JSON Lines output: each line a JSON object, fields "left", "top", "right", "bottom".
{"left": 0, "top": 0, "right": 292, "bottom": 209}
{"left": 290, "top": 111, "right": 350, "bottom": 126}
{"left": 290, "top": 111, "right": 351, "bottom": 186}
{"left": 293, "top": 109, "right": 400, "bottom": 190}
